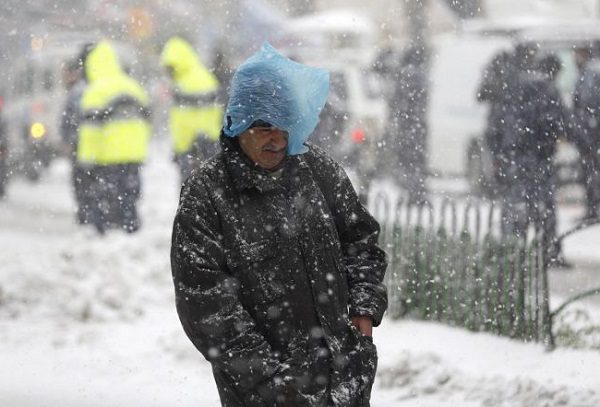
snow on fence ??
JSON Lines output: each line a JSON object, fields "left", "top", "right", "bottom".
{"left": 372, "top": 195, "right": 554, "bottom": 346}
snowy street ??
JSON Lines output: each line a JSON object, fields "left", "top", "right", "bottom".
{"left": 2, "top": 140, "right": 600, "bottom": 406}
{"left": 4, "top": 1, "right": 600, "bottom": 406}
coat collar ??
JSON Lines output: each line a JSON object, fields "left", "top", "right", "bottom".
{"left": 220, "top": 134, "right": 307, "bottom": 194}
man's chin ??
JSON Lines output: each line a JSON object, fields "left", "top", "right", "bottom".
{"left": 258, "top": 157, "right": 285, "bottom": 171}
{"left": 260, "top": 151, "right": 285, "bottom": 163}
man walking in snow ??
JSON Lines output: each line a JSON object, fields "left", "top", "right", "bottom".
{"left": 77, "top": 41, "right": 151, "bottom": 234}
{"left": 491, "top": 45, "right": 569, "bottom": 265}
{"left": 387, "top": 46, "right": 429, "bottom": 205}
{"left": 171, "top": 43, "right": 388, "bottom": 406}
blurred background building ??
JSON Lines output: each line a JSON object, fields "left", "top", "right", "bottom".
{"left": 2, "top": 0, "right": 599, "bottom": 72}
{"left": 1, "top": 0, "right": 600, "bottom": 187}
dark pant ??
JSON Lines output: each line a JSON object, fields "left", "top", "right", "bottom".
{"left": 580, "top": 152, "right": 600, "bottom": 218}
{"left": 72, "top": 162, "right": 93, "bottom": 224}
{"left": 501, "top": 178, "right": 561, "bottom": 260}
{"left": 85, "top": 164, "right": 141, "bottom": 234}
{"left": 392, "top": 124, "right": 428, "bottom": 205}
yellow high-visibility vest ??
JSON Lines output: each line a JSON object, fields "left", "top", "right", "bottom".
{"left": 161, "top": 37, "right": 222, "bottom": 154}
{"left": 78, "top": 41, "right": 151, "bottom": 165}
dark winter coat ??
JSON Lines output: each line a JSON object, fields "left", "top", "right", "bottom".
{"left": 171, "top": 135, "right": 388, "bottom": 407}
{"left": 388, "top": 60, "right": 429, "bottom": 164}
{"left": 60, "top": 79, "right": 86, "bottom": 158}
{"left": 572, "top": 59, "right": 600, "bottom": 214}
{"left": 387, "top": 57, "right": 429, "bottom": 203}
{"left": 573, "top": 59, "right": 600, "bottom": 153}
{"left": 493, "top": 70, "right": 567, "bottom": 194}
{"left": 478, "top": 51, "right": 516, "bottom": 164}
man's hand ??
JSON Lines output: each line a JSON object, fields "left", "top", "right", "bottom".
{"left": 351, "top": 316, "right": 373, "bottom": 337}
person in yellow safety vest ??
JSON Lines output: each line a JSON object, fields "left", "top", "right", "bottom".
{"left": 160, "top": 36, "right": 222, "bottom": 182}
{"left": 77, "top": 40, "right": 152, "bottom": 234}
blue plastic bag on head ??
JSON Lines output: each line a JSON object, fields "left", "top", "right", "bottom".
{"left": 223, "top": 42, "right": 330, "bottom": 155}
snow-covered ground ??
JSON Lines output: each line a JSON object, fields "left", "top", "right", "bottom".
{"left": 2, "top": 139, "right": 600, "bottom": 406}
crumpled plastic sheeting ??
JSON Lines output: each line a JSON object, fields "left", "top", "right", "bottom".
{"left": 223, "top": 42, "right": 329, "bottom": 155}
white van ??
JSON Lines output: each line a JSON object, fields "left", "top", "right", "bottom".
{"left": 427, "top": 29, "right": 511, "bottom": 178}
{"left": 427, "top": 22, "right": 600, "bottom": 195}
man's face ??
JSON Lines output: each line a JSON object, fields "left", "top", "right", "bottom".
{"left": 62, "top": 68, "right": 79, "bottom": 89}
{"left": 238, "top": 126, "right": 288, "bottom": 171}
{"left": 164, "top": 66, "right": 175, "bottom": 80}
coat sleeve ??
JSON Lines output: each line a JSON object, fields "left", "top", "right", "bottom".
{"left": 309, "top": 148, "right": 388, "bottom": 326}
{"left": 545, "top": 84, "right": 568, "bottom": 139}
{"left": 171, "top": 175, "right": 281, "bottom": 392}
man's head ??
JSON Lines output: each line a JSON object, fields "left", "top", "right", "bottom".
{"left": 537, "top": 52, "right": 562, "bottom": 80}
{"left": 222, "top": 43, "right": 329, "bottom": 157}
{"left": 75, "top": 42, "right": 96, "bottom": 83}
{"left": 62, "top": 60, "right": 81, "bottom": 89}
{"left": 238, "top": 121, "right": 288, "bottom": 171}
{"left": 164, "top": 65, "right": 175, "bottom": 80}
{"left": 514, "top": 42, "right": 539, "bottom": 71}
{"left": 160, "top": 36, "right": 200, "bottom": 81}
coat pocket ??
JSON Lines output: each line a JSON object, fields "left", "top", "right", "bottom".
{"left": 357, "top": 334, "right": 378, "bottom": 406}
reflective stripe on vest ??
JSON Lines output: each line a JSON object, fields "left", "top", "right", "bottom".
{"left": 78, "top": 119, "right": 150, "bottom": 165}
{"left": 172, "top": 89, "right": 218, "bottom": 107}
{"left": 83, "top": 95, "right": 151, "bottom": 123}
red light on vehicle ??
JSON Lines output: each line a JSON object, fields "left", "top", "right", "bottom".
{"left": 32, "top": 101, "right": 45, "bottom": 115}
{"left": 351, "top": 128, "right": 366, "bottom": 144}
{"left": 159, "top": 82, "right": 171, "bottom": 100}
{"left": 0, "top": 96, "right": 4, "bottom": 111}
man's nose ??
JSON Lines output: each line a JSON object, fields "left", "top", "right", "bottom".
{"left": 270, "top": 131, "right": 288, "bottom": 149}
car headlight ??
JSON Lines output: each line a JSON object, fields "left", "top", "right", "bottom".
{"left": 31, "top": 122, "right": 46, "bottom": 139}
